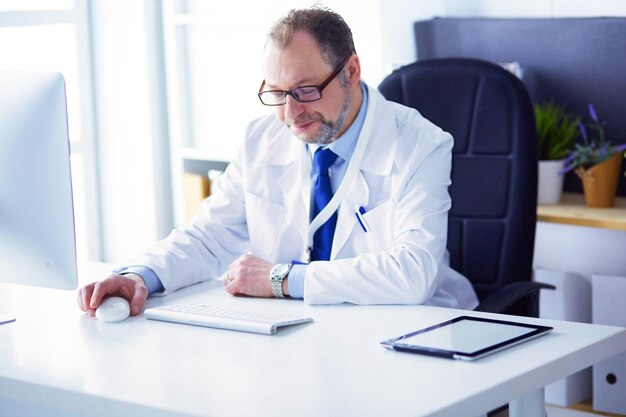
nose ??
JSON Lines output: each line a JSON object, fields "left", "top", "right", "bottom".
{"left": 283, "top": 95, "right": 305, "bottom": 122}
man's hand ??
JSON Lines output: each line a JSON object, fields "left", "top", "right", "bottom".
{"left": 224, "top": 254, "right": 288, "bottom": 298}
{"left": 77, "top": 273, "right": 149, "bottom": 317}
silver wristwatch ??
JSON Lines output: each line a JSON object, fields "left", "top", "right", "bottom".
{"left": 269, "top": 263, "right": 291, "bottom": 298}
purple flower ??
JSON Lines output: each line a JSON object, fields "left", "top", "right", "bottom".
{"left": 559, "top": 163, "right": 576, "bottom": 176}
{"left": 563, "top": 106, "right": 625, "bottom": 174}
{"left": 578, "top": 121, "right": 588, "bottom": 142}
{"left": 588, "top": 103, "right": 598, "bottom": 122}
{"left": 563, "top": 152, "right": 575, "bottom": 164}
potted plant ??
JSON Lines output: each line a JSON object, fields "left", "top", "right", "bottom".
{"left": 561, "top": 104, "right": 626, "bottom": 207}
{"left": 534, "top": 101, "right": 580, "bottom": 204}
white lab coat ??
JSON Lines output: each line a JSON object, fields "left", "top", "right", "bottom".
{"left": 127, "top": 85, "right": 478, "bottom": 309}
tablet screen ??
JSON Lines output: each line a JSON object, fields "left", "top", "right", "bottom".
{"left": 401, "top": 319, "right": 537, "bottom": 352}
{"left": 381, "top": 316, "right": 553, "bottom": 360}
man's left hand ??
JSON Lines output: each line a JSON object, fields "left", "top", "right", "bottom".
{"left": 224, "top": 254, "right": 285, "bottom": 298}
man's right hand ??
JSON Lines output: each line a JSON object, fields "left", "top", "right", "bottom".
{"left": 77, "top": 273, "right": 149, "bottom": 318}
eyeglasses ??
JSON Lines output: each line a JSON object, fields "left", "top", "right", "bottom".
{"left": 257, "top": 56, "right": 350, "bottom": 106}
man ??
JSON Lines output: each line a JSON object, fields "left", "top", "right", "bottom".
{"left": 78, "top": 6, "right": 478, "bottom": 318}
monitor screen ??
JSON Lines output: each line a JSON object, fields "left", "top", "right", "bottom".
{"left": 0, "top": 71, "right": 78, "bottom": 292}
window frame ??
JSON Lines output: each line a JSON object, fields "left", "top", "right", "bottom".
{"left": 0, "top": 0, "right": 103, "bottom": 260}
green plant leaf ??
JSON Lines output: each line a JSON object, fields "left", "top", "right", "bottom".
{"left": 534, "top": 101, "right": 580, "bottom": 160}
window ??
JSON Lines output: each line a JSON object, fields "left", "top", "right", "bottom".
{"left": 161, "top": 1, "right": 375, "bottom": 223}
{"left": 0, "top": 1, "right": 101, "bottom": 260}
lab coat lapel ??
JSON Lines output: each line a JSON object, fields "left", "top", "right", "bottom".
{"left": 273, "top": 140, "right": 310, "bottom": 245}
{"left": 331, "top": 170, "right": 369, "bottom": 259}
{"left": 330, "top": 87, "right": 397, "bottom": 259}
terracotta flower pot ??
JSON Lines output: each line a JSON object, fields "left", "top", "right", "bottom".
{"left": 575, "top": 153, "right": 624, "bottom": 207}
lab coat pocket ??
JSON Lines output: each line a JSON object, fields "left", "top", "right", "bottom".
{"left": 244, "top": 191, "right": 286, "bottom": 260}
{"left": 353, "top": 199, "right": 396, "bottom": 254}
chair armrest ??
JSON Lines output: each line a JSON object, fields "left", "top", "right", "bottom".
{"left": 475, "top": 281, "right": 556, "bottom": 314}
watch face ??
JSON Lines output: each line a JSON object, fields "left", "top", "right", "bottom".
{"left": 275, "top": 264, "right": 289, "bottom": 275}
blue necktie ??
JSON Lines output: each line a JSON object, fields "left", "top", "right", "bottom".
{"left": 311, "top": 148, "right": 339, "bottom": 261}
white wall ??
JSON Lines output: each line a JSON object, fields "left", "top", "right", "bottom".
{"left": 91, "top": 0, "right": 171, "bottom": 263}
{"left": 376, "top": 0, "right": 444, "bottom": 83}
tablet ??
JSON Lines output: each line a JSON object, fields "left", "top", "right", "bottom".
{"left": 380, "top": 316, "right": 553, "bottom": 361}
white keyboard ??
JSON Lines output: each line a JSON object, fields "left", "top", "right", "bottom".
{"left": 144, "top": 304, "right": 313, "bottom": 335}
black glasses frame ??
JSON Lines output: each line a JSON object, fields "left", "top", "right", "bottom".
{"left": 257, "top": 56, "right": 351, "bottom": 106}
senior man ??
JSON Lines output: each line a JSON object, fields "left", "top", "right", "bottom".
{"left": 78, "top": 6, "right": 478, "bottom": 317}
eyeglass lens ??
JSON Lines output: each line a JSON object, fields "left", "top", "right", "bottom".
{"left": 258, "top": 56, "right": 350, "bottom": 106}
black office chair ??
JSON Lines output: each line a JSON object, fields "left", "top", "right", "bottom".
{"left": 379, "top": 58, "right": 554, "bottom": 317}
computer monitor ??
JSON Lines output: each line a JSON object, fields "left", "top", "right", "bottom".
{"left": 0, "top": 71, "right": 78, "bottom": 324}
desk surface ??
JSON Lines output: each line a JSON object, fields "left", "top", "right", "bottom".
{"left": 537, "top": 192, "right": 626, "bottom": 231}
{"left": 1, "top": 262, "right": 625, "bottom": 417}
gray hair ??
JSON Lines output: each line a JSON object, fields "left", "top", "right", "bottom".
{"left": 267, "top": 5, "right": 356, "bottom": 68}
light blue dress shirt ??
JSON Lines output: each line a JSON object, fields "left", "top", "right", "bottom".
{"left": 123, "top": 84, "right": 369, "bottom": 297}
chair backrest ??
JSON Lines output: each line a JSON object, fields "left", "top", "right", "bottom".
{"left": 379, "top": 58, "right": 538, "bottom": 304}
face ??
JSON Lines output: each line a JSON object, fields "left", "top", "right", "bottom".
{"left": 261, "top": 31, "right": 358, "bottom": 145}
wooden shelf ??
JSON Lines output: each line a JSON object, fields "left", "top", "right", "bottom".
{"left": 568, "top": 399, "right": 626, "bottom": 416}
{"left": 537, "top": 193, "right": 626, "bottom": 231}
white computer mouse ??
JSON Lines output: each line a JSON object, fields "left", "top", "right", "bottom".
{"left": 95, "top": 296, "right": 131, "bottom": 323}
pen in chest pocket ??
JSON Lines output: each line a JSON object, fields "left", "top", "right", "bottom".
{"left": 354, "top": 204, "right": 371, "bottom": 233}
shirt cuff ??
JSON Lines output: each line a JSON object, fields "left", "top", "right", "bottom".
{"left": 119, "top": 266, "right": 164, "bottom": 294}
{"left": 287, "top": 264, "right": 306, "bottom": 299}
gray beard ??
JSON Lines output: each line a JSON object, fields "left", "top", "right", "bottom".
{"left": 310, "top": 92, "right": 351, "bottom": 145}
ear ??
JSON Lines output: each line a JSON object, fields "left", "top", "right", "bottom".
{"left": 346, "top": 54, "right": 361, "bottom": 87}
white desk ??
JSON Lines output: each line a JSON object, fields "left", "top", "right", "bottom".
{"left": 1, "top": 262, "right": 625, "bottom": 417}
